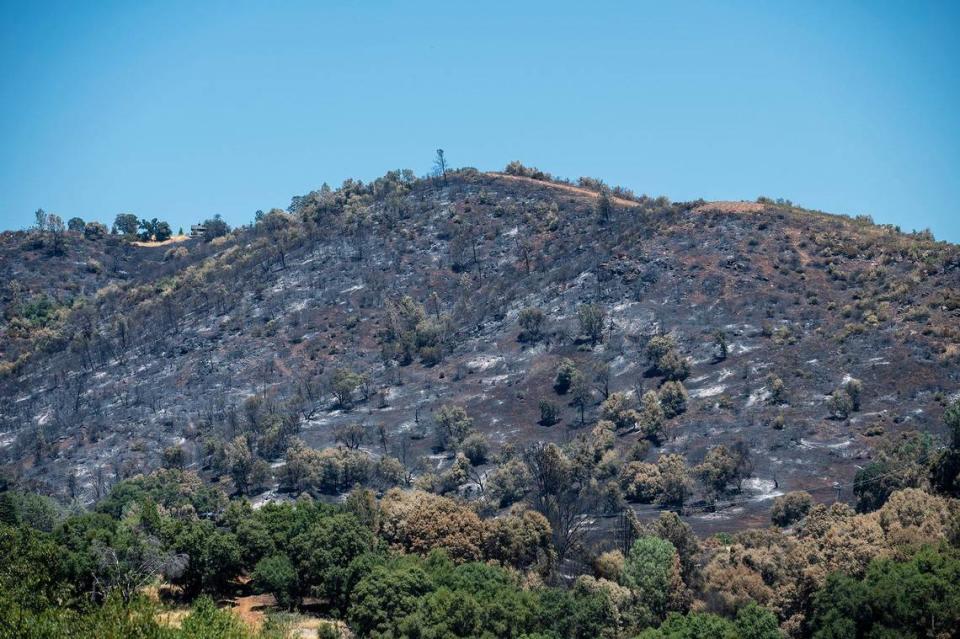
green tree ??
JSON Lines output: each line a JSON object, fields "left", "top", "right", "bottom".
{"left": 657, "top": 454, "right": 692, "bottom": 509}
{"left": 810, "top": 546, "right": 960, "bottom": 639}
{"left": 518, "top": 307, "right": 546, "bottom": 343}
{"left": 577, "top": 304, "right": 606, "bottom": 346}
{"left": 434, "top": 404, "right": 474, "bottom": 451}
{"left": 569, "top": 372, "right": 592, "bottom": 426}
{"left": 164, "top": 519, "right": 242, "bottom": 596}
{"left": 252, "top": 554, "right": 298, "bottom": 609}
{"left": 623, "top": 536, "right": 681, "bottom": 621}
{"left": 348, "top": 560, "right": 432, "bottom": 637}
{"left": 202, "top": 214, "right": 231, "bottom": 242}
{"left": 289, "top": 513, "right": 373, "bottom": 612}
{"left": 713, "top": 329, "right": 728, "bottom": 361}
{"left": 596, "top": 188, "right": 613, "bottom": 223}
{"left": 112, "top": 213, "right": 139, "bottom": 235}
{"left": 154, "top": 221, "right": 173, "bottom": 242}
{"left": 658, "top": 381, "right": 688, "bottom": 418}
{"left": 554, "top": 359, "right": 579, "bottom": 395}
{"left": 331, "top": 368, "right": 362, "bottom": 409}
{"left": 538, "top": 400, "right": 559, "bottom": 426}
{"left": 84, "top": 221, "right": 108, "bottom": 239}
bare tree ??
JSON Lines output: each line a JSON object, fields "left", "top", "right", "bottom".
{"left": 524, "top": 442, "right": 597, "bottom": 574}
{"left": 433, "top": 148, "right": 448, "bottom": 181}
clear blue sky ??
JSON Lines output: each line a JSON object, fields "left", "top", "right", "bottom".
{"left": 1, "top": 1, "right": 958, "bottom": 241}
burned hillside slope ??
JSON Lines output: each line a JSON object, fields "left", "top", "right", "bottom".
{"left": 1, "top": 167, "right": 958, "bottom": 533}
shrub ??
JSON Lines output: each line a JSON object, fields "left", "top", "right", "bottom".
{"left": 434, "top": 404, "right": 474, "bottom": 451}
{"left": 639, "top": 391, "right": 666, "bottom": 442}
{"left": 331, "top": 368, "right": 363, "bottom": 409}
{"left": 646, "top": 335, "right": 676, "bottom": 363}
{"left": 460, "top": 433, "right": 489, "bottom": 465}
{"left": 518, "top": 307, "right": 546, "bottom": 343}
{"left": 623, "top": 536, "right": 684, "bottom": 620}
{"left": 600, "top": 392, "right": 640, "bottom": 430}
{"left": 577, "top": 304, "right": 606, "bottom": 345}
{"left": 767, "top": 375, "right": 786, "bottom": 405}
{"left": 202, "top": 214, "right": 231, "bottom": 242}
{"left": 486, "top": 459, "right": 531, "bottom": 507}
{"left": 658, "top": 381, "right": 688, "bottom": 418}
{"left": 620, "top": 461, "right": 662, "bottom": 503}
{"left": 553, "top": 358, "right": 578, "bottom": 395}
{"left": 844, "top": 378, "right": 863, "bottom": 411}
{"left": 828, "top": 388, "right": 854, "bottom": 419}
{"left": 83, "top": 221, "right": 108, "bottom": 240}
{"left": 538, "top": 400, "right": 559, "bottom": 426}
{"left": 657, "top": 350, "right": 690, "bottom": 381}
{"left": 771, "top": 491, "right": 813, "bottom": 527}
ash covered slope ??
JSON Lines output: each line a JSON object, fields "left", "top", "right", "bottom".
{"left": 2, "top": 167, "right": 958, "bottom": 527}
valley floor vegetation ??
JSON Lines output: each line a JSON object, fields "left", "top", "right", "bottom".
{"left": 2, "top": 398, "right": 959, "bottom": 639}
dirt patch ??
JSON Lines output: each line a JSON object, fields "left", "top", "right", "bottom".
{"left": 131, "top": 234, "right": 192, "bottom": 247}
{"left": 230, "top": 593, "right": 275, "bottom": 629}
{"left": 486, "top": 173, "right": 641, "bottom": 208}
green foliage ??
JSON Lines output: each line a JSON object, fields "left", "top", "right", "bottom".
{"left": 97, "top": 470, "right": 227, "bottom": 520}
{"left": 180, "top": 596, "right": 251, "bottom": 639}
{"left": 381, "top": 295, "right": 446, "bottom": 366}
{"left": 637, "top": 604, "right": 781, "bottom": 639}
{"left": 810, "top": 546, "right": 960, "bottom": 639}
{"left": 554, "top": 358, "right": 578, "bottom": 395}
{"left": 112, "top": 213, "right": 139, "bottom": 235}
{"left": 0, "top": 489, "right": 63, "bottom": 531}
{"left": 434, "top": 404, "right": 474, "bottom": 451}
{"left": 945, "top": 398, "right": 960, "bottom": 449}
{"left": 347, "top": 558, "right": 432, "bottom": 636}
{"left": 486, "top": 459, "right": 531, "bottom": 507}
{"left": 0, "top": 523, "right": 75, "bottom": 615}
{"left": 137, "top": 218, "right": 172, "bottom": 242}
{"left": 518, "top": 307, "right": 547, "bottom": 343}
{"left": 163, "top": 518, "right": 242, "bottom": 596}
{"left": 202, "top": 214, "right": 231, "bottom": 242}
{"left": 330, "top": 368, "right": 363, "bottom": 409}
{"left": 577, "top": 304, "right": 606, "bottom": 345}
{"left": 639, "top": 391, "right": 667, "bottom": 442}
{"left": 538, "top": 400, "right": 559, "bottom": 426}
{"left": 827, "top": 386, "right": 854, "bottom": 419}
{"left": 84, "top": 221, "right": 108, "bottom": 239}
{"left": 623, "top": 536, "right": 679, "bottom": 620}
{"left": 289, "top": 513, "right": 373, "bottom": 611}
{"left": 658, "top": 381, "right": 688, "bottom": 419}
{"left": 460, "top": 432, "right": 490, "bottom": 465}
{"left": 646, "top": 335, "right": 689, "bottom": 381}
{"left": 252, "top": 555, "right": 298, "bottom": 610}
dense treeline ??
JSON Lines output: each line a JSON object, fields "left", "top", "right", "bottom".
{"left": 2, "top": 464, "right": 958, "bottom": 638}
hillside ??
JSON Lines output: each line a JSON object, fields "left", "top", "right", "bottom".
{"left": 1, "top": 165, "right": 959, "bottom": 537}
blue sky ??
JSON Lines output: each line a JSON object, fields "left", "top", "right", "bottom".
{"left": 1, "top": 1, "right": 958, "bottom": 241}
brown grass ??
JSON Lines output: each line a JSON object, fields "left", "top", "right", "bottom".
{"left": 691, "top": 201, "right": 765, "bottom": 214}
{"left": 131, "top": 234, "right": 192, "bottom": 247}
{"left": 486, "top": 172, "right": 641, "bottom": 207}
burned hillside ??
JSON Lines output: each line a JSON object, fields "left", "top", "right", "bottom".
{"left": 1, "top": 165, "right": 959, "bottom": 534}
